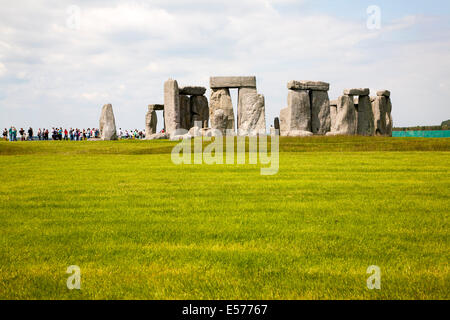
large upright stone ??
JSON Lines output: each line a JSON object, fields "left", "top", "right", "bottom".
{"left": 238, "top": 93, "right": 266, "bottom": 136}
{"left": 371, "top": 96, "right": 387, "bottom": 136}
{"left": 280, "top": 89, "right": 311, "bottom": 136}
{"left": 287, "top": 80, "right": 329, "bottom": 91}
{"left": 164, "top": 79, "right": 180, "bottom": 135}
{"left": 377, "top": 90, "right": 391, "bottom": 97}
{"left": 212, "top": 109, "right": 228, "bottom": 135}
{"left": 179, "top": 94, "right": 191, "bottom": 130}
{"left": 385, "top": 98, "right": 393, "bottom": 137}
{"left": 237, "top": 87, "right": 257, "bottom": 129}
{"left": 210, "top": 76, "right": 256, "bottom": 89}
{"left": 210, "top": 88, "right": 235, "bottom": 131}
{"left": 99, "top": 104, "right": 117, "bottom": 140}
{"left": 330, "top": 100, "right": 338, "bottom": 132}
{"left": 190, "top": 95, "right": 209, "bottom": 128}
{"left": 331, "top": 95, "right": 357, "bottom": 135}
{"left": 356, "top": 95, "right": 374, "bottom": 136}
{"left": 145, "top": 105, "right": 157, "bottom": 136}
{"left": 311, "top": 90, "right": 331, "bottom": 135}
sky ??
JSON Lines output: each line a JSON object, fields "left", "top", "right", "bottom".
{"left": 0, "top": 0, "right": 449, "bottom": 131}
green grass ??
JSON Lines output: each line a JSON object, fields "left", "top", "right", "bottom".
{"left": 0, "top": 137, "right": 449, "bottom": 299}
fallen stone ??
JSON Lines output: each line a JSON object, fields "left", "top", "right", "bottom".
{"left": 146, "top": 132, "right": 169, "bottom": 140}
{"left": 179, "top": 86, "right": 207, "bottom": 96}
{"left": 210, "top": 76, "right": 256, "bottom": 88}
{"left": 287, "top": 80, "right": 329, "bottom": 91}
{"left": 311, "top": 90, "right": 331, "bottom": 135}
{"left": 377, "top": 90, "right": 391, "bottom": 97}
{"left": 164, "top": 79, "right": 181, "bottom": 135}
{"left": 344, "top": 88, "right": 370, "bottom": 96}
{"left": 99, "top": 104, "right": 118, "bottom": 140}
{"left": 284, "top": 130, "right": 314, "bottom": 137}
{"left": 356, "top": 95, "right": 375, "bottom": 136}
{"left": 190, "top": 95, "right": 209, "bottom": 128}
{"left": 238, "top": 93, "right": 266, "bottom": 136}
{"left": 210, "top": 88, "right": 235, "bottom": 131}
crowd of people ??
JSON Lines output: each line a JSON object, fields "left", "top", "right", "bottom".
{"left": 2, "top": 127, "right": 149, "bottom": 141}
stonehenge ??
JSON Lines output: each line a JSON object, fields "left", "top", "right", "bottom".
{"left": 371, "top": 90, "right": 393, "bottom": 136}
{"left": 99, "top": 104, "right": 118, "bottom": 140}
{"left": 280, "top": 80, "right": 330, "bottom": 136}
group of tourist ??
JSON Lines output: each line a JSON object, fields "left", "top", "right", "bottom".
{"left": 2, "top": 127, "right": 151, "bottom": 141}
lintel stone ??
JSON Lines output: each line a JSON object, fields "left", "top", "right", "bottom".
{"left": 287, "top": 80, "right": 329, "bottom": 91}
{"left": 344, "top": 88, "right": 370, "bottom": 96}
{"left": 210, "top": 76, "right": 256, "bottom": 89}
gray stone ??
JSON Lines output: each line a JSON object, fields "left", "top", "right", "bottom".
{"left": 287, "top": 80, "right": 329, "bottom": 91}
{"left": 385, "top": 98, "right": 393, "bottom": 137}
{"left": 190, "top": 95, "right": 209, "bottom": 128}
{"left": 284, "top": 130, "right": 314, "bottom": 137}
{"left": 212, "top": 109, "right": 228, "bottom": 135}
{"left": 148, "top": 104, "right": 164, "bottom": 111}
{"left": 164, "top": 79, "right": 181, "bottom": 135}
{"left": 356, "top": 95, "right": 374, "bottom": 136}
{"left": 179, "top": 86, "right": 207, "bottom": 96}
{"left": 210, "top": 76, "right": 256, "bottom": 89}
{"left": 99, "top": 104, "right": 117, "bottom": 140}
{"left": 333, "top": 95, "right": 357, "bottom": 135}
{"left": 238, "top": 93, "right": 266, "bottom": 136}
{"left": 377, "top": 90, "right": 391, "bottom": 97}
{"left": 146, "top": 132, "right": 169, "bottom": 140}
{"left": 371, "top": 96, "right": 388, "bottom": 136}
{"left": 311, "top": 90, "right": 331, "bottom": 135}
{"left": 210, "top": 88, "right": 235, "bottom": 131}
{"left": 274, "top": 117, "right": 280, "bottom": 130}
{"left": 280, "top": 89, "right": 311, "bottom": 136}
{"left": 344, "top": 88, "right": 370, "bottom": 96}
{"left": 179, "top": 94, "right": 191, "bottom": 130}
{"left": 237, "top": 87, "right": 257, "bottom": 129}
{"left": 145, "top": 108, "right": 157, "bottom": 136}
{"left": 330, "top": 105, "right": 337, "bottom": 132}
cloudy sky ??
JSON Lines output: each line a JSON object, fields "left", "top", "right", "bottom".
{"left": 0, "top": 0, "right": 449, "bottom": 131}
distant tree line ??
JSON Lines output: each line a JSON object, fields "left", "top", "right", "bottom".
{"left": 393, "top": 120, "right": 450, "bottom": 131}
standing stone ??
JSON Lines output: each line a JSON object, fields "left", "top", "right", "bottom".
{"left": 385, "top": 98, "right": 393, "bottom": 137}
{"left": 210, "top": 88, "right": 235, "bottom": 131}
{"left": 274, "top": 117, "right": 280, "bottom": 131}
{"left": 330, "top": 95, "right": 357, "bottom": 135}
{"left": 311, "top": 90, "right": 331, "bottom": 135}
{"left": 329, "top": 100, "right": 338, "bottom": 132}
{"left": 238, "top": 93, "right": 266, "bottom": 136}
{"left": 371, "top": 96, "right": 387, "bottom": 136}
{"left": 145, "top": 106, "right": 157, "bottom": 136}
{"left": 190, "top": 95, "right": 209, "bottom": 128}
{"left": 179, "top": 94, "right": 191, "bottom": 130}
{"left": 280, "top": 89, "right": 311, "bottom": 136}
{"left": 99, "top": 104, "right": 117, "bottom": 140}
{"left": 212, "top": 109, "right": 228, "bottom": 135}
{"left": 357, "top": 95, "right": 374, "bottom": 136}
{"left": 237, "top": 87, "right": 257, "bottom": 129}
{"left": 164, "top": 79, "right": 181, "bottom": 136}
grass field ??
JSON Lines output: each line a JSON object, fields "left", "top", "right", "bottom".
{"left": 0, "top": 136, "right": 449, "bottom": 299}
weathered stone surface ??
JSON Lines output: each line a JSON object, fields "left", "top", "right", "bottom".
{"left": 148, "top": 104, "right": 164, "bottom": 111}
{"left": 284, "top": 130, "right": 313, "bottom": 137}
{"left": 146, "top": 132, "right": 169, "bottom": 140}
{"left": 356, "top": 95, "right": 374, "bottom": 136}
{"left": 179, "top": 94, "right": 191, "bottom": 130}
{"left": 332, "top": 95, "right": 357, "bottom": 135}
{"left": 210, "top": 88, "right": 235, "bottom": 131}
{"left": 344, "top": 88, "right": 370, "bottom": 96}
{"left": 145, "top": 108, "right": 157, "bottom": 136}
{"left": 330, "top": 105, "right": 337, "bottom": 132}
{"left": 330, "top": 100, "right": 338, "bottom": 106}
{"left": 274, "top": 117, "right": 280, "bottom": 130}
{"left": 212, "top": 109, "right": 228, "bottom": 135}
{"left": 372, "top": 96, "right": 388, "bottom": 136}
{"left": 237, "top": 87, "right": 257, "bottom": 129}
{"left": 164, "top": 79, "right": 180, "bottom": 135}
{"left": 238, "top": 93, "right": 266, "bottom": 136}
{"left": 99, "top": 104, "right": 117, "bottom": 140}
{"left": 311, "top": 90, "right": 331, "bottom": 135}
{"left": 280, "top": 89, "right": 312, "bottom": 136}
{"left": 179, "top": 86, "right": 207, "bottom": 96}
{"left": 385, "top": 98, "right": 393, "bottom": 137}
{"left": 210, "top": 76, "right": 256, "bottom": 89}
{"left": 377, "top": 90, "right": 391, "bottom": 97}
{"left": 190, "top": 95, "right": 209, "bottom": 128}
{"left": 287, "top": 80, "right": 329, "bottom": 91}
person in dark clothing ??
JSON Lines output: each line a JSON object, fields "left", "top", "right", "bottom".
{"left": 28, "top": 127, "right": 33, "bottom": 141}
